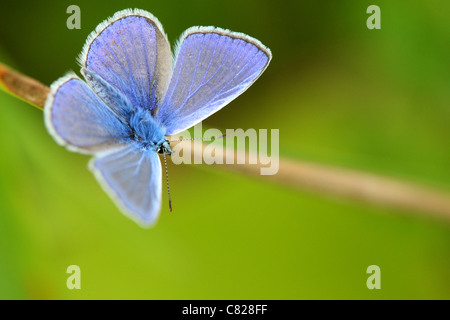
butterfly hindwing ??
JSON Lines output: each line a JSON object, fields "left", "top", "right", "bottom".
{"left": 90, "top": 144, "right": 162, "bottom": 226}
{"left": 155, "top": 27, "right": 272, "bottom": 135}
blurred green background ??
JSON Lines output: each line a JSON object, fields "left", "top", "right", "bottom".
{"left": 0, "top": 0, "right": 449, "bottom": 299}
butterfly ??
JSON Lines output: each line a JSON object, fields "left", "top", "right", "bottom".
{"left": 44, "top": 9, "right": 272, "bottom": 226}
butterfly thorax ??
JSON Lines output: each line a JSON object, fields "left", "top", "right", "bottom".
{"left": 129, "top": 108, "right": 172, "bottom": 155}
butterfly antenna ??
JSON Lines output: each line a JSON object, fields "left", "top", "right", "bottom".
{"left": 170, "top": 134, "right": 227, "bottom": 142}
{"left": 163, "top": 153, "right": 172, "bottom": 212}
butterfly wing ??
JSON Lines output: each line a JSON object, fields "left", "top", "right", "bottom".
{"left": 81, "top": 67, "right": 134, "bottom": 124}
{"left": 44, "top": 73, "right": 131, "bottom": 154}
{"left": 78, "top": 9, "right": 172, "bottom": 114}
{"left": 155, "top": 27, "right": 272, "bottom": 135}
{"left": 90, "top": 144, "right": 162, "bottom": 226}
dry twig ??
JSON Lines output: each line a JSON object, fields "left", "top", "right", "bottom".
{"left": 1, "top": 63, "right": 449, "bottom": 222}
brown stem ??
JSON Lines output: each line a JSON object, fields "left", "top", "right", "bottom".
{"left": 169, "top": 140, "right": 450, "bottom": 222}
{"left": 0, "top": 63, "right": 48, "bottom": 109}
{"left": 2, "top": 62, "right": 450, "bottom": 222}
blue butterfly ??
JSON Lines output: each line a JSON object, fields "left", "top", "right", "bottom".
{"left": 44, "top": 9, "right": 272, "bottom": 226}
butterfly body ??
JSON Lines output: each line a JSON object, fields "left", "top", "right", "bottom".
{"left": 44, "top": 9, "right": 271, "bottom": 226}
{"left": 128, "top": 108, "right": 170, "bottom": 153}
{"left": 82, "top": 66, "right": 172, "bottom": 155}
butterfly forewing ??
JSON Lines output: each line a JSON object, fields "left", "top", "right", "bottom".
{"left": 156, "top": 28, "right": 272, "bottom": 135}
{"left": 45, "top": 73, "right": 131, "bottom": 154}
{"left": 78, "top": 9, "right": 172, "bottom": 114}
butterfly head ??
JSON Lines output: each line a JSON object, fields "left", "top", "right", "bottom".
{"left": 156, "top": 139, "right": 172, "bottom": 155}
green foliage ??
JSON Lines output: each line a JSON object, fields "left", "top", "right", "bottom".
{"left": 0, "top": 0, "right": 449, "bottom": 299}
